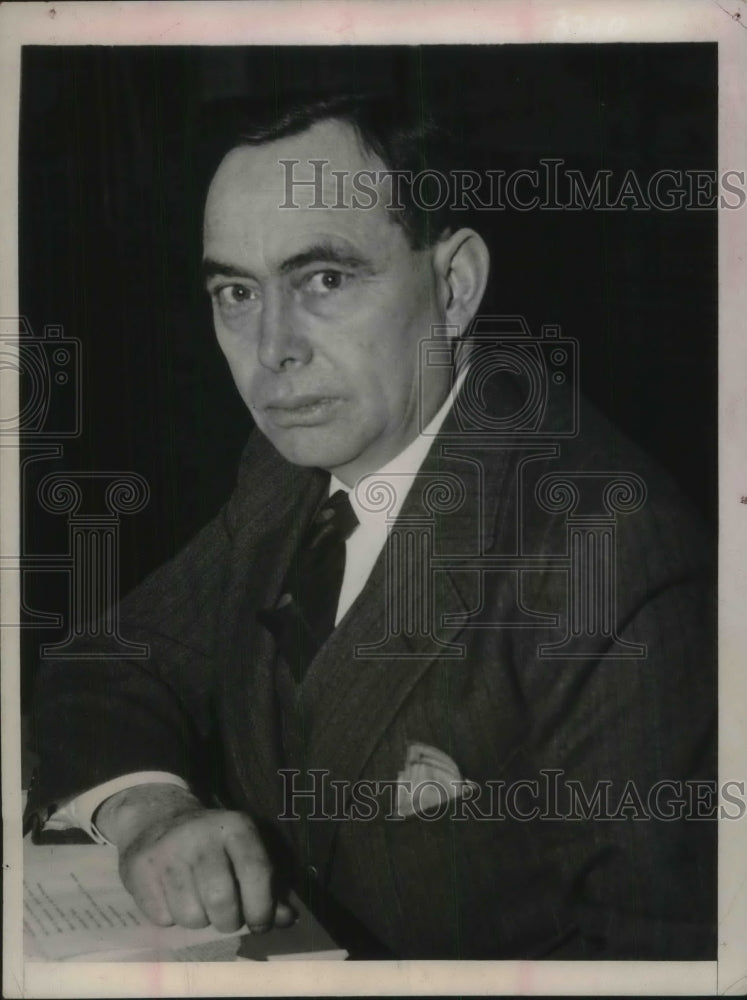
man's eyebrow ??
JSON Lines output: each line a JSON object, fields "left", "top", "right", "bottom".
{"left": 278, "top": 243, "right": 371, "bottom": 274}
{"left": 201, "top": 244, "right": 372, "bottom": 285}
{"left": 201, "top": 259, "right": 255, "bottom": 284}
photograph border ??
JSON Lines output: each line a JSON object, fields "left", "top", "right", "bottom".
{"left": 2, "top": 2, "right": 745, "bottom": 996}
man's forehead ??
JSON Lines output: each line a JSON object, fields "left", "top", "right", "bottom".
{"left": 209, "top": 118, "right": 384, "bottom": 204}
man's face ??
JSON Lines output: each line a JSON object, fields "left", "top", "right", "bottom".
{"left": 203, "top": 119, "right": 449, "bottom": 486}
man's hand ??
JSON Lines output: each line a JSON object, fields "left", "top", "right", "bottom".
{"left": 95, "top": 783, "right": 294, "bottom": 933}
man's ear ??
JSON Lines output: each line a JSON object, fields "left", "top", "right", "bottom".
{"left": 432, "top": 228, "right": 490, "bottom": 330}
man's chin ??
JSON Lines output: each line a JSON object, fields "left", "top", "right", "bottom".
{"left": 261, "top": 425, "right": 363, "bottom": 474}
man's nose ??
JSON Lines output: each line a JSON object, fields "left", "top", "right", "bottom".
{"left": 257, "top": 287, "right": 312, "bottom": 372}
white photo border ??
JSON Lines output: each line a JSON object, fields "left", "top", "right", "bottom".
{"left": 1, "top": 1, "right": 744, "bottom": 996}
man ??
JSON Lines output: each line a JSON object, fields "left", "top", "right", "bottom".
{"left": 25, "top": 94, "right": 716, "bottom": 958}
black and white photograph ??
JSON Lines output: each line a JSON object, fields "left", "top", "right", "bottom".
{"left": 1, "top": 2, "right": 745, "bottom": 996}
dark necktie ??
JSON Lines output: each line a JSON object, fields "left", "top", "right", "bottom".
{"left": 258, "top": 489, "right": 359, "bottom": 681}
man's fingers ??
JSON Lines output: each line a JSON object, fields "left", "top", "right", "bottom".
{"left": 160, "top": 862, "right": 209, "bottom": 929}
{"left": 224, "top": 827, "right": 274, "bottom": 932}
{"left": 118, "top": 809, "right": 290, "bottom": 936}
{"left": 120, "top": 853, "right": 174, "bottom": 927}
{"left": 193, "top": 853, "right": 243, "bottom": 933}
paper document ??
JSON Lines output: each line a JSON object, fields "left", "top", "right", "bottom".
{"left": 23, "top": 841, "right": 346, "bottom": 961}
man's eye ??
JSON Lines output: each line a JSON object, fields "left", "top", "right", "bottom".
{"left": 213, "top": 284, "right": 258, "bottom": 309}
{"left": 305, "top": 270, "right": 347, "bottom": 294}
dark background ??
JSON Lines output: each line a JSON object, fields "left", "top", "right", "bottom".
{"left": 19, "top": 44, "right": 718, "bottom": 705}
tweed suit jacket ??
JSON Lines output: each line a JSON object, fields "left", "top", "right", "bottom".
{"left": 27, "top": 374, "right": 716, "bottom": 959}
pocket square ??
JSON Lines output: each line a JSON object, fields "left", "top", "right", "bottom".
{"left": 395, "top": 742, "right": 477, "bottom": 819}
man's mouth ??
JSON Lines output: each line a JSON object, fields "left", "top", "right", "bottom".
{"left": 264, "top": 395, "right": 342, "bottom": 427}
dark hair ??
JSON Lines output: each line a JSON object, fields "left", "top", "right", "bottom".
{"left": 212, "top": 93, "right": 462, "bottom": 249}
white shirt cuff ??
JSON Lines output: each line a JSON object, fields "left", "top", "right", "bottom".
{"left": 45, "top": 772, "right": 189, "bottom": 845}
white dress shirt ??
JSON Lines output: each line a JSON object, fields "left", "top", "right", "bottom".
{"left": 47, "top": 373, "right": 465, "bottom": 842}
